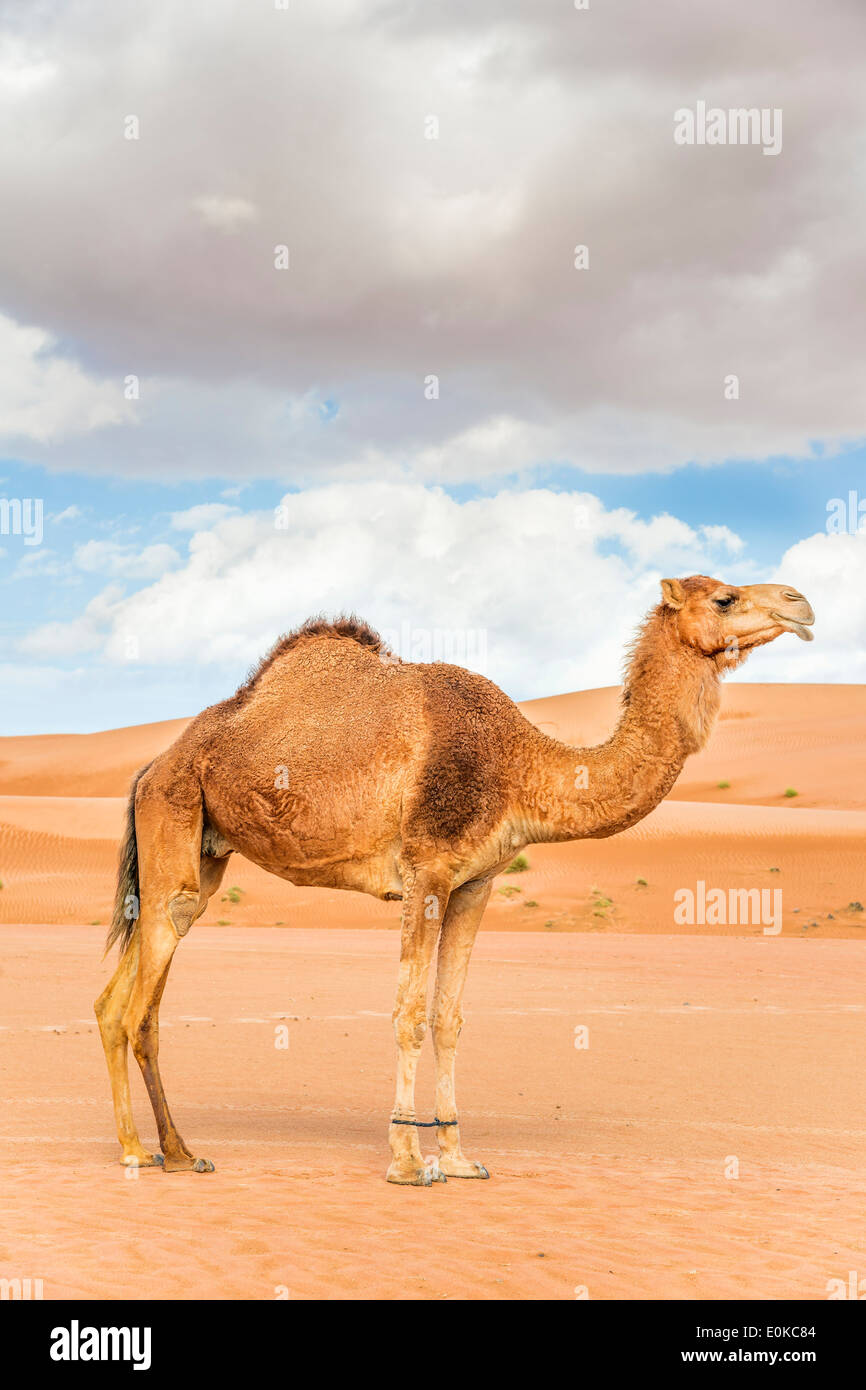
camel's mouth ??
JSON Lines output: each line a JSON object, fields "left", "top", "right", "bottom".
{"left": 770, "top": 610, "right": 815, "bottom": 642}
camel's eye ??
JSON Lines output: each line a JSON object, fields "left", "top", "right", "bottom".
{"left": 714, "top": 595, "right": 736, "bottom": 610}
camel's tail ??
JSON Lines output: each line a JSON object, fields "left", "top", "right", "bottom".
{"left": 105, "top": 763, "right": 153, "bottom": 957}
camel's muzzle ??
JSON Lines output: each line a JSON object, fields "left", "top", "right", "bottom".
{"left": 769, "top": 591, "right": 815, "bottom": 642}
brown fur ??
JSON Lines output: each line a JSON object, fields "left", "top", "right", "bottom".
{"left": 95, "top": 578, "right": 814, "bottom": 1183}
{"left": 234, "top": 613, "right": 394, "bottom": 703}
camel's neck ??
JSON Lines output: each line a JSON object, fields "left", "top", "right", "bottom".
{"left": 518, "top": 609, "right": 722, "bottom": 844}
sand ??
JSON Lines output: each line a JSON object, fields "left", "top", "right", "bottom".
{"left": 0, "top": 681, "right": 863, "bottom": 1300}
{"left": 2, "top": 925, "right": 864, "bottom": 1301}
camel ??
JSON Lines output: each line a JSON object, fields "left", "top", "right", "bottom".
{"left": 95, "top": 575, "right": 814, "bottom": 1184}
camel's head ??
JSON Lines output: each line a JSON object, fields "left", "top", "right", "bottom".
{"left": 659, "top": 575, "right": 815, "bottom": 666}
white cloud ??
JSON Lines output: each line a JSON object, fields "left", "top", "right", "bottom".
{"left": 19, "top": 482, "right": 844, "bottom": 696}
{"left": 12, "top": 548, "right": 66, "bottom": 579}
{"left": 700, "top": 524, "right": 744, "bottom": 553}
{"left": 170, "top": 503, "right": 239, "bottom": 530}
{"left": 756, "top": 531, "right": 866, "bottom": 682}
{"left": 0, "top": 36, "right": 57, "bottom": 96}
{"left": 0, "top": 313, "right": 133, "bottom": 446}
{"left": 19, "top": 585, "right": 125, "bottom": 658}
{"left": 73, "top": 539, "right": 180, "bottom": 579}
{"left": 191, "top": 195, "right": 259, "bottom": 233}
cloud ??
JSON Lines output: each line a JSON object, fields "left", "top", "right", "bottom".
{"left": 72, "top": 539, "right": 180, "bottom": 579}
{"left": 0, "top": 1, "right": 863, "bottom": 479}
{"left": 170, "top": 503, "right": 239, "bottom": 530}
{"left": 0, "top": 313, "right": 132, "bottom": 446}
{"left": 19, "top": 481, "right": 848, "bottom": 698}
{"left": 0, "top": 34, "right": 57, "bottom": 95}
{"left": 191, "top": 195, "right": 259, "bottom": 233}
{"left": 760, "top": 531, "right": 866, "bottom": 682}
{"left": 19, "top": 584, "right": 125, "bottom": 658}
{"left": 12, "top": 547, "right": 66, "bottom": 580}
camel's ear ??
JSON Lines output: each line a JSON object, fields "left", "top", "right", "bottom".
{"left": 660, "top": 578, "right": 686, "bottom": 610}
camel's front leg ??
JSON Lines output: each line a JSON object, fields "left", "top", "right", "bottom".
{"left": 387, "top": 865, "right": 451, "bottom": 1186}
{"left": 432, "top": 877, "right": 491, "bottom": 1178}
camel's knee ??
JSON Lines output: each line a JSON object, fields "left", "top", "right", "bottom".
{"left": 128, "top": 1022, "right": 155, "bottom": 1066}
{"left": 95, "top": 1006, "right": 127, "bottom": 1053}
{"left": 95, "top": 992, "right": 123, "bottom": 1036}
{"left": 431, "top": 1008, "right": 463, "bottom": 1053}
{"left": 168, "top": 890, "right": 199, "bottom": 938}
{"left": 394, "top": 1005, "right": 427, "bottom": 1051}
{"left": 122, "top": 998, "right": 158, "bottom": 1061}
{"left": 94, "top": 966, "right": 136, "bottom": 1031}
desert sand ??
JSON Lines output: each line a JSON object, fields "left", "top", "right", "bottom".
{"left": 0, "top": 682, "right": 864, "bottom": 1300}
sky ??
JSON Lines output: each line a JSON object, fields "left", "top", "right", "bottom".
{"left": 0, "top": 0, "right": 864, "bottom": 734}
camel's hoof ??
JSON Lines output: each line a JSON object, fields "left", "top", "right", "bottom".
{"left": 424, "top": 1154, "right": 448, "bottom": 1183}
{"left": 121, "top": 1152, "right": 164, "bottom": 1168}
{"left": 439, "top": 1157, "right": 490, "bottom": 1179}
{"left": 162, "top": 1155, "right": 215, "bottom": 1173}
{"left": 386, "top": 1161, "right": 443, "bottom": 1186}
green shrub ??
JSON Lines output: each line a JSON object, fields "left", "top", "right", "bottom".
{"left": 505, "top": 854, "right": 529, "bottom": 874}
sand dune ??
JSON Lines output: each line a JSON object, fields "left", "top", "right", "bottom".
{"left": 523, "top": 683, "right": 866, "bottom": 810}
{"left": 0, "top": 717, "right": 189, "bottom": 798}
{"left": 0, "top": 683, "right": 863, "bottom": 936}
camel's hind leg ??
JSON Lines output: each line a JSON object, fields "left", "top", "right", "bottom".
{"left": 96, "top": 758, "right": 230, "bottom": 1173}
{"left": 431, "top": 877, "right": 491, "bottom": 1178}
{"left": 124, "top": 834, "right": 230, "bottom": 1174}
{"left": 95, "top": 932, "right": 162, "bottom": 1167}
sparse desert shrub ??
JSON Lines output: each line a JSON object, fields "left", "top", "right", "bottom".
{"left": 784, "top": 788, "right": 798, "bottom": 798}
{"left": 505, "top": 854, "right": 529, "bottom": 874}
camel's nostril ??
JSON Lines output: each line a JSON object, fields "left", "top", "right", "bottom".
{"left": 782, "top": 590, "right": 803, "bottom": 602}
